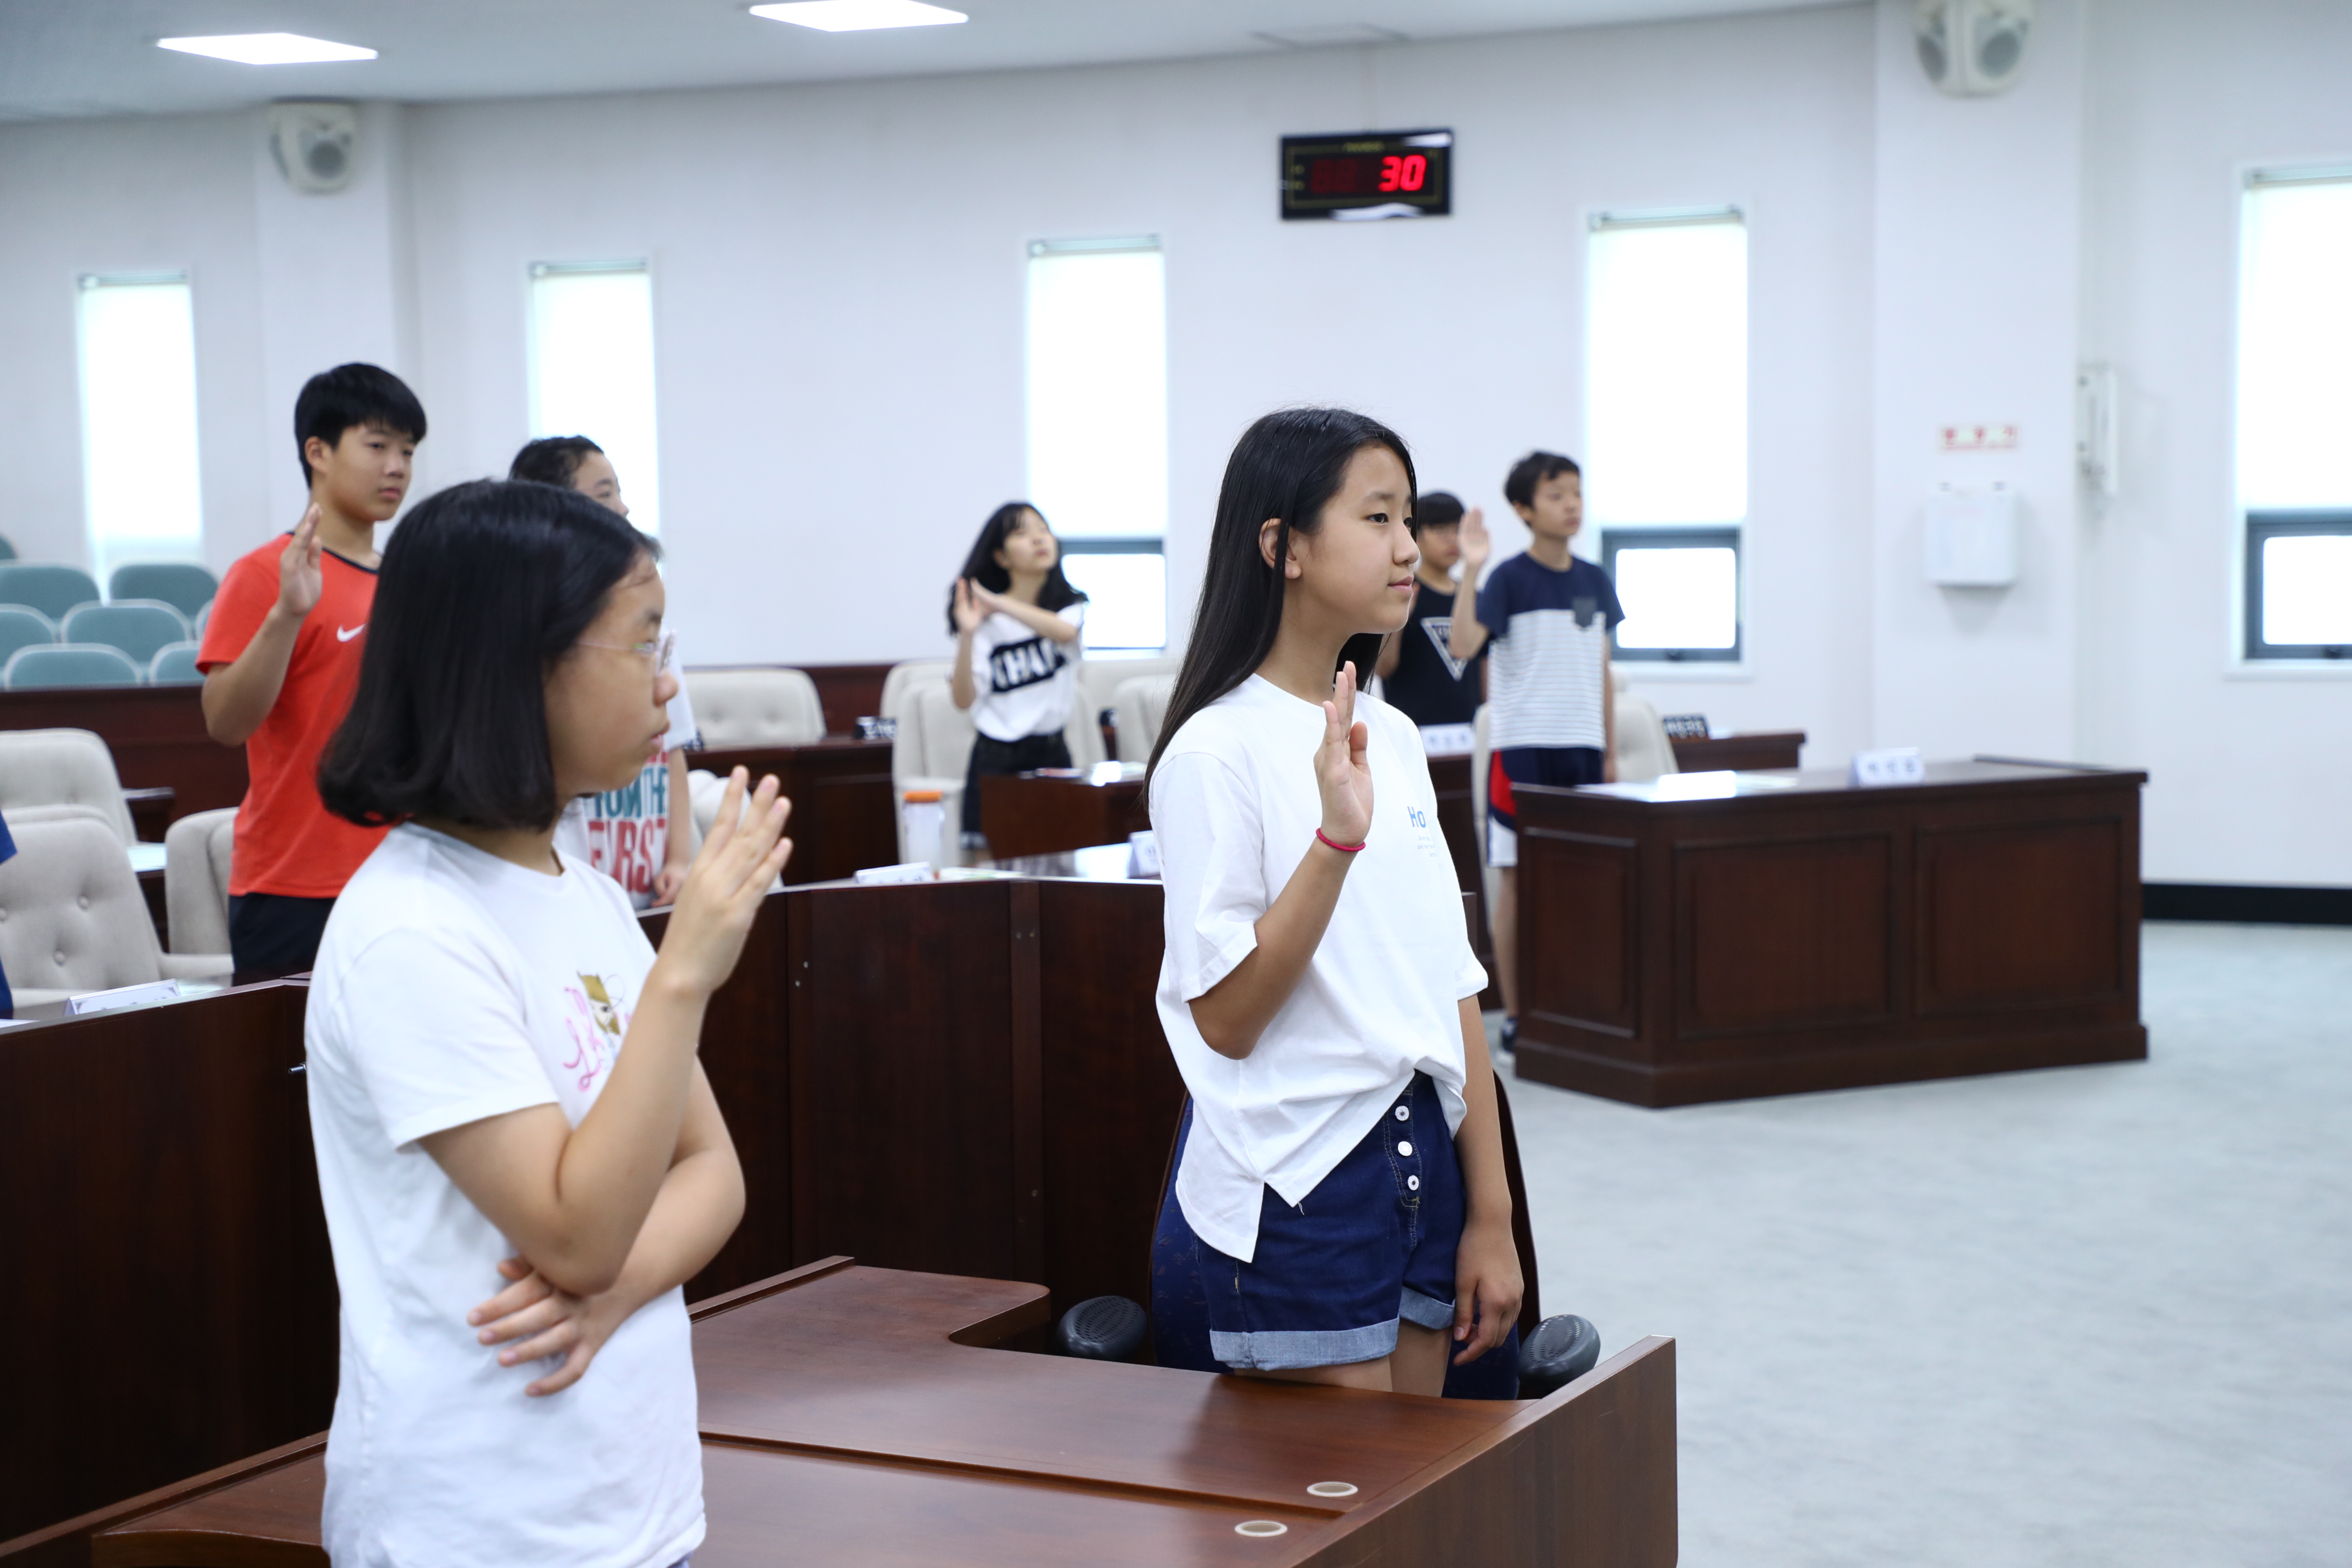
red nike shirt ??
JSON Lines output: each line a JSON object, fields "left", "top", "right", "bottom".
{"left": 197, "top": 533, "right": 389, "bottom": 898}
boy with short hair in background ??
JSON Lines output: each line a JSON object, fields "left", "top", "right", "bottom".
{"left": 199, "top": 363, "right": 426, "bottom": 980}
{"left": 1374, "top": 489, "right": 1488, "bottom": 728}
{"left": 1447, "top": 451, "right": 1623, "bottom": 1052}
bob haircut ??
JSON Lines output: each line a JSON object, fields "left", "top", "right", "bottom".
{"left": 295, "top": 362, "right": 428, "bottom": 491}
{"left": 1146, "top": 407, "right": 1417, "bottom": 789}
{"left": 1502, "top": 450, "right": 1580, "bottom": 512}
{"left": 509, "top": 434, "right": 605, "bottom": 490}
{"left": 319, "top": 479, "right": 659, "bottom": 831}
{"left": 944, "top": 501, "right": 1088, "bottom": 637}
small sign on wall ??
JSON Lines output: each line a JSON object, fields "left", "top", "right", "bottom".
{"left": 1939, "top": 422, "right": 2019, "bottom": 451}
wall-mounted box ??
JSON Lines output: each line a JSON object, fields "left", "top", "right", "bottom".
{"left": 1924, "top": 482, "right": 2018, "bottom": 586}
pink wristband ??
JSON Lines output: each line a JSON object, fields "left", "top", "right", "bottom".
{"left": 1315, "top": 828, "right": 1367, "bottom": 854}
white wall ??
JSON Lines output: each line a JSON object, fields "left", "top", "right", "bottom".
{"left": 2075, "top": 0, "right": 2352, "bottom": 885}
{"left": 0, "top": 0, "right": 2344, "bottom": 884}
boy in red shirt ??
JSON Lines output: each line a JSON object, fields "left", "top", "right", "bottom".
{"left": 198, "top": 363, "right": 427, "bottom": 979}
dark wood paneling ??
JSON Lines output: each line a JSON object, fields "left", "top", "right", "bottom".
{"left": 1428, "top": 752, "right": 1502, "bottom": 1011}
{"left": 799, "top": 661, "right": 895, "bottom": 737}
{"left": 1035, "top": 878, "right": 1186, "bottom": 1314}
{"left": 0, "top": 685, "right": 246, "bottom": 823}
{"left": 1511, "top": 761, "right": 2149, "bottom": 1107}
{"left": 978, "top": 773, "right": 1145, "bottom": 858}
{"left": 1676, "top": 834, "right": 1894, "bottom": 1037}
{"left": 691, "top": 738, "right": 897, "bottom": 884}
{"left": 0, "top": 982, "right": 328, "bottom": 1544}
{"left": 1669, "top": 730, "right": 1805, "bottom": 772}
{"left": 788, "top": 881, "right": 1021, "bottom": 1279}
{"left": 1520, "top": 830, "right": 1640, "bottom": 1038}
{"left": 1915, "top": 818, "right": 2126, "bottom": 1014}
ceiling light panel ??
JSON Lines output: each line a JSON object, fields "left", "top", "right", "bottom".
{"left": 157, "top": 33, "right": 378, "bottom": 65}
{"left": 749, "top": 1, "right": 968, "bottom": 33}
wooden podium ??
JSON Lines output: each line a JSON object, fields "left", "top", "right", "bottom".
{"left": 1511, "top": 759, "right": 2148, "bottom": 1107}
{"left": 27, "top": 1260, "right": 1674, "bottom": 1568}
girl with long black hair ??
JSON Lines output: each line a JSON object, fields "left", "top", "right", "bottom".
{"left": 1146, "top": 407, "right": 1521, "bottom": 1393}
{"left": 946, "top": 501, "right": 1089, "bottom": 849}
{"left": 310, "top": 479, "right": 791, "bottom": 1565}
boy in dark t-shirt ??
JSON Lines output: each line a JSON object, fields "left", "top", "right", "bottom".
{"left": 1375, "top": 490, "right": 1487, "bottom": 727}
{"left": 1447, "top": 451, "right": 1623, "bottom": 1051}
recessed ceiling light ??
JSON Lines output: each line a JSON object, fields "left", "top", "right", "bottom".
{"left": 749, "top": 1, "right": 967, "bottom": 34}
{"left": 157, "top": 33, "right": 377, "bottom": 65}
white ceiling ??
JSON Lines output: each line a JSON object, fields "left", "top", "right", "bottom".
{"left": 0, "top": 0, "right": 1834, "bottom": 123}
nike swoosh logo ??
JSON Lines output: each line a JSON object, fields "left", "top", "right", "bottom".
{"left": 336, "top": 624, "right": 366, "bottom": 642}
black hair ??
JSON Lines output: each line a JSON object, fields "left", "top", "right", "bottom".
{"left": 1416, "top": 491, "right": 1465, "bottom": 530}
{"left": 943, "top": 501, "right": 1088, "bottom": 637}
{"left": 295, "top": 363, "right": 427, "bottom": 489}
{"left": 319, "top": 479, "right": 659, "bottom": 831}
{"left": 509, "top": 435, "right": 606, "bottom": 490}
{"left": 1503, "top": 450, "right": 1580, "bottom": 512}
{"left": 1146, "top": 407, "right": 1418, "bottom": 788}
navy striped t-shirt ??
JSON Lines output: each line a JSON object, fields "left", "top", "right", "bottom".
{"left": 1474, "top": 552, "right": 1624, "bottom": 751}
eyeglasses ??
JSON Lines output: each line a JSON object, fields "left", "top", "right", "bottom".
{"left": 577, "top": 628, "right": 676, "bottom": 676}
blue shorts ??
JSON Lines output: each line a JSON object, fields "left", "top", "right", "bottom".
{"left": 1171, "top": 1072, "right": 1465, "bottom": 1371}
{"left": 1485, "top": 745, "right": 1604, "bottom": 867}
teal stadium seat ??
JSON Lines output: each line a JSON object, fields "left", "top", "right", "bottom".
{"left": 0, "top": 606, "right": 55, "bottom": 666}
{"left": 0, "top": 563, "right": 101, "bottom": 622}
{"left": 3, "top": 643, "right": 142, "bottom": 689}
{"left": 109, "top": 563, "right": 219, "bottom": 622}
{"left": 148, "top": 641, "right": 204, "bottom": 684}
{"left": 61, "top": 601, "right": 191, "bottom": 667}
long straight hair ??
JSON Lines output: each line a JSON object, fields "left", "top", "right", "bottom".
{"left": 1146, "top": 407, "right": 1417, "bottom": 788}
{"left": 943, "top": 501, "right": 1088, "bottom": 636}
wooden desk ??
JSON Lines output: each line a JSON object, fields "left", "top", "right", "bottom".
{"left": 1511, "top": 759, "right": 2148, "bottom": 1107}
{"left": 0, "top": 687, "right": 244, "bottom": 826}
{"left": 1668, "top": 729, "right": 1805, "bottom": 773}
{"left": 22, "top": 1260, "right": 1673, "bottom": 1568}
{"left": 689, "top": 738, "right": 898, "bottom": 884}
{"left": 0, "top": 873, "right": 1546, "bottom": 1544}
{"left": 978, "top": 771, "right": 1146, "bottom": 858}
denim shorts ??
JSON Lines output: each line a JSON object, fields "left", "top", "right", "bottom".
{"left": 1174, "top": 1072, "right": 1465, "bottom": 1371}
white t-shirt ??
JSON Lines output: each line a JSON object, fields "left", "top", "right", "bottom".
{"left": 554, "top": 632, "right": 702, "bottom": 909}
{"left": 968, "top": 602, "right": 1084, "bottom": 743}
{"left": 305, "top": 824, "right": 704, "bottom": 1568}
{"left": 1149, "top": 675, "right": 1488, "bottom": 1263}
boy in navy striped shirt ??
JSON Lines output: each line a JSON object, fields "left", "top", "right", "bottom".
{"left": 1446, "top": 451, "right": 1623, "bottom": 1051}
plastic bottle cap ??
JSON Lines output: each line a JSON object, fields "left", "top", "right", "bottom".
{"left": 903, "top": 789, "right": 942, "bottom": 803}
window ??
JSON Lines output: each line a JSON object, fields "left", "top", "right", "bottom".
{"left": 1026, "top": 238, "right": 1166, "bottom": 650}
{"left": 1586, "top": 209, "right": 1746, "bottom": 662}
{"left": 1602, "top": 527, "right": 1742, "bottom": 660}
{"left": 2239, "top": 171, "right": 2352, "bottom": 660}
{"left": 76, "top": 273, "right": 204, "bottom": 582}
{"left": 529, "top": 262, "right": 662, "bottom": 532}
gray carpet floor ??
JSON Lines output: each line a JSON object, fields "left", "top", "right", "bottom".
{"left": 1494, "top": 922, "right": 2352, "bottom": 1568}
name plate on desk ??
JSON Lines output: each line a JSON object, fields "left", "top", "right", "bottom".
{"left": 1849, "top": 747, "right": 1926, "bottom": 787}
{"left": 1418, "top": 723, "right": 1475, "bottom": 757}
{"left": 67, "top": 978, "right": 182, "bottom": 1017}
{"left": 852, "top": 861, "right": 935, "bottom": 886}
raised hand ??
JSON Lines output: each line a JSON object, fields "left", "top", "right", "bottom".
{"left": 951, "top": 578, "right": 986, "bottom": 635}
{"left": 1458, "top": 506, "right": 1492, "bottom": 580}
{"left": 1315, "top": 661, "right": 1374, "bottom": 848}
{"left": 277, "top": 503, "right": 325, "bottom": 620}
{"left": 654, "top": 767, "right": 793, "bottom": 997}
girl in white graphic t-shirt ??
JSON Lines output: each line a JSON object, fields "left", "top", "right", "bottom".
{"left": 311, "top": 478, "right": 792, "bottom": 1567}
{"left": 947, "top": 501, "right": 1089, "bottom": 850}
{"left": 1144, "top": 408, "right": 1522, "bottom": 1394}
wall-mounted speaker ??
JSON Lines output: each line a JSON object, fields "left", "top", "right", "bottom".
{"left": 268, "top": 101, "right": 359, "bottom": 193}
{"left": 1914, "top": 0, "right": 2035, "bottom": 97}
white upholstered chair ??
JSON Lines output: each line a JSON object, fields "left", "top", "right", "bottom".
{"left": 1111, "top": 674, "right": 1177, "bottom": 764}
{"left": 163, "top": 807, "right": 237, "bottom": 957}
{"left": 878, "top": 655, "right": 1119, "bottom": 864}
{"left": 683, "top": 668, "right": 825, "bottom": 748}
{"left": 0, "top": 728, "right": 137, "bottom": 844}
{"left": 1610, "top": 667, "right": 1681, "bottom": 785}
{"left": 0, "top": 805, "right": 230, "bottom": 1007}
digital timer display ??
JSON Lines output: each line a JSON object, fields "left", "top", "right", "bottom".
{"left": 1281, "top": 129, "right": 1453, "bottom": 221}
